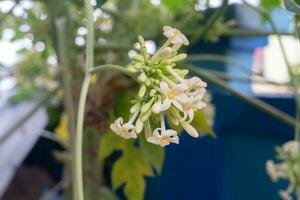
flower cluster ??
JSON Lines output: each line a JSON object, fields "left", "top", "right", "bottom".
{"left": 110, "top": 26, "right": 208, "bottom": 147}
{"left": 266, "top": 140, "right": 300, "bottom": 200}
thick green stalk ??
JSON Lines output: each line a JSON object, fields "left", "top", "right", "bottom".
{"left": 55, "top": 17, "right": 77, "bottom": 200}
{"left": 75, "top": 0, "right": 94, "bottom": 199}
{"left": 198, "top": 68, "right": 290, "bottom": 86}
{"left": 188, "top": 65, "right": 296, "bottom": 127}
{"left": 89, "top": 64, "right": 137, "bottom": 78}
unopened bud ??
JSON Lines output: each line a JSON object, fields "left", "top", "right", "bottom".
{"left": 138, "top": 85, "right": 146, "bottom": 98}
{"left": 166, "top": 53, "right": 187, "bottom": 63}
{"left": 138, "top": 72, "right": 147, "bottom": 82}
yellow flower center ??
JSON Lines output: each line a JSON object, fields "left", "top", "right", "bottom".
{"left": 172, "top": 30, "right": 181, "bottom": 37}
{"left": 167, "top": 91, "right": 176, "bottom": 99}
{"left": 120, "top": 128, "right": 127, "bottom": 135}
{"left": 160, "top": 136, "right": 169, "bottom": 144}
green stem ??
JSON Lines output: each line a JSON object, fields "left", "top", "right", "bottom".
{"left": 186, "top": 54, "right": 290, "bottom": 86}
{"left": 75, "top": 0, "right": 94, "bottom": 199}
{"left": 55, "top": 17, "right": 77, "bottom": 200}
{"left": 193, "top": 0, "right": 228, "bottom": 41}
{"left": 200, "top": 68, "right": 290, "bottom": 86}
{"left": 188, "top": 65, "right": 296, "bottom": 127}
{"left": 89, "top": 64, "right": 137, "bottom": 79}
{"left": 75, "top": 74, "right": 91, "bottom": 200}
{"left": 187, "top": 54, "right": 258, "bottom": 75}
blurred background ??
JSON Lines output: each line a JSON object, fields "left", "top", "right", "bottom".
{"left": 0, "top": 0, "right": 299, "bottom": 200}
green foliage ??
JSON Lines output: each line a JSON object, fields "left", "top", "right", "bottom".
{"left": 100, "top": 187, "right": 120, "bottom": 200}
{"left": 162, "top": 0, "right": 197, "bottom": 12}
{"left": 8, "top": 87, "right": 35, "bottom": 104}
{"left": 139, "top": 135, "right": 165, "bottom": 174}
{"left": 191, "top": 110, "right": 215, "bottom": 137}
{"left": 260, "top": 0, "right": 282, "bottom": 10}
{"left": 111, "top": 140, "right": 153, "bottom": 200}
{"left": 100, "top": 89, "right": 165, "bottom": 200}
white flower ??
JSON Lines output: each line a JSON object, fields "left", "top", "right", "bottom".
{"left": 147, "top": 128, "right": 179, "bottom": 147}
{"left": 283, "top": 140, "right": 300, "bottom": 154}
{"left": 180, "top": 120, "right": 199, "bottom": 138}
{"left": 185, "top": 76, "right": 207, "bottom": 97}
{"left": 152, "top": 81, "right": 187, "bottom": 113}
{"left": 179, "top": 95, "right": 207, "bottom": 121}
{"left": 163, "top": 26, "right": 189, "bottom": 46}
{"left": 266, "top": 160, "right": 279, "bottom": 182}
{"left": 110, "top": 117, "right": 137, "bottom": 139}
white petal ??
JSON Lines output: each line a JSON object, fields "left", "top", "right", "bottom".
{"left": 123, "top": 123, "right": 134, "bottom": 130}
{"left": 152, "top": 128, "right": 162, "bottom": 137}
{"left": 195, "top": 102, "right": 206, "bottom": 109}
{"left": 160, "top": 81, "right": 169, "bottom": 94}
{"left": 152, "top": 100, "right": 171, "bottom": 113}
{"left": 170, "top": 136, "right": 179, "bottom": 144}
{"left": 110, "top": 123, "right": 119, "bottom": 134}
{"left": 176, "top": 94, "right": 189, "bottom": 103}
{"left": 161, "top": 99, "right": 172, "bottom": 111}
{"left": 179, "top": 34, "right": 189, "bottom": 45}
{"left": 180, "top": 120, "right": 199, "bottom": 138}
{"left": 135, "top": 120, "right": 143, "bottom": 133}
{"left": 176, "top": 83, "right": 188, "bottom": 92}
{"left": 163, "top": 129, "right": 177, "bottom": 137}
{"left": 187, "top": 109, "right": 194, "bottom": 121}
{"left": 147, "top": 137, "right": 159, "bottom": 145}
{"left": 115, "top": 117, "right": 123, "bottom": 127}
{"left": 171, "top": 100, "right": 183, "bottom": 112}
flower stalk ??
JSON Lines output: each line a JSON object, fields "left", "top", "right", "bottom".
{"left": 74, "top": 0, "right": 94, "bottom": 199}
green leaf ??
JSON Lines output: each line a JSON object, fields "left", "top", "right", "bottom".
{"left": 162, "top": 0, "right": 196, "bottom": 12}
{"left": 100, "top": 186, "right": 120, "bottom": 200}
{"left": 96, "top": 0, "right": 108, "bottom": 7}
{"left": 139, "top": 136, "right": 165, "bottom": 174}
{"left": 284, "top": 0, "right": 300, "bottom": 14}
{"left": 191, "top": 110, "right": 216, "bottom": 137}
{"left": 114, "top": 90, "right": 135, "bottom": 120}
{"left": 112, "top": 142, "right": 153, "bottom": 200}
{"left": 99, "top": 130, "right": 123, "bottom": 161}
{"left": 260, "top": 0, "right": 281, "bottom": 10}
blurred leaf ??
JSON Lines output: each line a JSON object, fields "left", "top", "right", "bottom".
{"left": 100, "top": 187, "right": 120, "bottom": 200}
{"left": 114, "top": 90, "right": 135, "bottom": 119}
{"left": 99, "top": 130, "right": 123, "bottom": 161}
{"left": 112, "top": 141, "right": 153, "bottom": 200}
{"left": 162, "top": 0, "right": 196, "bottom": 12}
{"left": 191, "top": 110, "right": 215, "bottom": 137}
{"left": 284, "top": 0, "right": 300, "bottom": 13}
{"left": 9, "top": 87, "right": 35, "bottom": 104}
{"left": 261, "top": 0, "right": 281, "bottom": 9}
{"left": 139, "top": 135, "right": 165, "bottom": 174}
{"left": 96, "top": 0, "right": 108, "bottom": 7}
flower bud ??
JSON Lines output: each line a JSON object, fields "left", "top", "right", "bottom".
{"left": 140, "top": 108, "right": 152, "bottom": 122}
{"left": 180, "top": 120, "right": 199, "bottom": 138}
{"left": 145, "top": 79, "right": 151, "bottom": 86}
{"left": 141, "top": 98, "right": 155, "bottom": 113}
{"left": 130, "top": 103, "right": 141, "bottom": 113}
{"left": 138, "top": 72, "right": 147, "bottom": 82}
{"left": 138, "top": 85, "right": 146, "bottom": 98}
{"left": 135, "top": 119, "right": 144, "bottom": 133}
{"left": 133, "top": 55, "right": 144, "bottom": 62}
{"left": 166, "top": 53, "right": 187, "bottom": 63}
{"left": 153, "top": 47, "right": 172, "bottom": 61}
